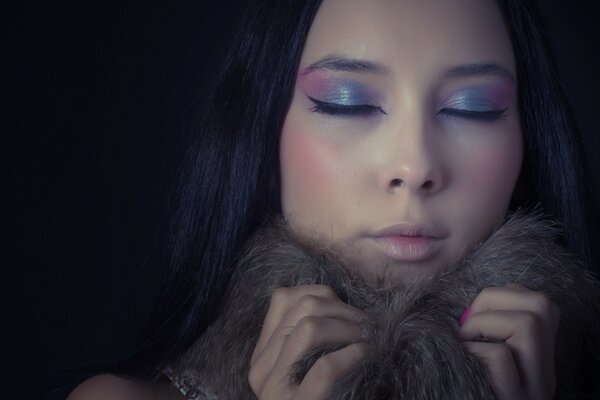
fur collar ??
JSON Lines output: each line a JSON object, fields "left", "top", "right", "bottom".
{"left": 165, "top": 213, "right": 600, "bottom": 399}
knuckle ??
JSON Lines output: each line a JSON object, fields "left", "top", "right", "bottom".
{"left": 478, "top": 286, "right": 500, "bottom": 299}
{"left": 293, "top": 316, "right": 322, "bottom": 340}
{"left": 480, "top": 286, "right": 498, "bottom": 295}
{"left": 312, "top": 354, "right": 341, "bottom": 383}
{"left": 354, "top": 342, "right": 369, "bottom": 357}
{"left": 314, "top": 284, "right": 337, "bottom": 299}
{"left": 271, "top": 287, "right": 292, "bottom": 306}
{"left": 518, "top": 311, "right": 541, "bottom": 332}
{"left": 487, "top": 343, "right": 513, "bottom": 363}
{"left": 258, "top": 376, "right": 278, "bottom": 399}
{"left": 529, "top": 291, "right": 553, "bottom": 313}
{"left": 247, "top": 365, "right": 262, "bottom": 393}
{"left": 297, "top": 294, "right": 323, "bottom": 313}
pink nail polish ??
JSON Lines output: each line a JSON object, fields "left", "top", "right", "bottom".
{"left": 459, "top": 306, "right": 472, "bottom": 326}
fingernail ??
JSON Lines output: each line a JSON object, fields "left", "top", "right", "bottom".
{"left": 459, "top": 306, "right": 472, "bottom": 326}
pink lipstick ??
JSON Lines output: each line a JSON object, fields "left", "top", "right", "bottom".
{"left": 369, "top": 223, "right": 446, "bottom": 262}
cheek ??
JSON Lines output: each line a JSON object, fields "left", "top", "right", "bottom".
{"left": 282, "top": 135, "right": 329, "bottom": 190}
{"left": 279, "top": 116, "right": 341, "bottom": 217}
{"left": 449, "top": 123, "right": 523, "bottom": 230}
{"left": 465, "top": 135, "right": 523, "bottom": 201}
{"left": 441, "top": 124, "right": 523, "bottom": 256}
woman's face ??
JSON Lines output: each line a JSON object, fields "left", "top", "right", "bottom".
{"left": 280, "top": 0, "right": 522, "bottom": 282}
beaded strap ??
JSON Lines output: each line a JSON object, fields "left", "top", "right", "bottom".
{"left": 162, "top": 366, "right": 218, "bottom": 400}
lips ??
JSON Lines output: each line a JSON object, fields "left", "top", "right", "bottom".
{"left": 369, "top": 223, "right": 447, "bottom": 262}
{"left": 372, "top": 223, "right": 446, "bottom": 239}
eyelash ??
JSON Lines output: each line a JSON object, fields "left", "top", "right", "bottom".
{"left": 308, "top": 96, "right": 508, "bottom": 122}
{"left": 308, "top": 97, "right": 386, "bottom": 116}
{"left": 439, "top": 108, "right": 508, "bottom": 122}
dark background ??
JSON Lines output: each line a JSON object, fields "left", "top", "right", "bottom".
{"left": 3, "top": 1, "right": 599, "bottom": 399}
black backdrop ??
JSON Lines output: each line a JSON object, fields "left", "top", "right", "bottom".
{"left": 3, "top": 1, "right": 599, "bottom": 399}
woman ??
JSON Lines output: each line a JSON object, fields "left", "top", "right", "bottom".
{"left": 68, "top": 0, "right": 600, "bottom": 399}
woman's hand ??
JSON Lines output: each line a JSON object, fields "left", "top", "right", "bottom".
{"left": 459, "top": 283, "right": 561, "bottom": 400}
{"left": 248, "top": 285, "right": 366, "bottom": 400}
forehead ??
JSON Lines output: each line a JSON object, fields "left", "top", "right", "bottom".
{"left": 301, "top": 0, "right": 515, "bottom": 78}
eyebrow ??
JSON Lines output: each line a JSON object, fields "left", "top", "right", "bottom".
{"left": 443, "top": 63, "right": 516, "bottom": 81}
{"left": 301, "top": 57, "right": 515, "bottom": 82}
{"left": 301, "top": 55, "right": 390, "bottom": 75}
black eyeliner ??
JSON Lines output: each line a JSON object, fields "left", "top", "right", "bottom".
{"left": 308, "top": 96, "right": 386, "bottom": 116}
{"left": 439, "top": 108, "right": 508, "bottom": 122}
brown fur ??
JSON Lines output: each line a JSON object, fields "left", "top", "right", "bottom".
{"left": 165, "top": 212, "right": 600, "bottom": 399}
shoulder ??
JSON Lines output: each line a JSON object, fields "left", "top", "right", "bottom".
{"left": 67, "top": 374, "right": 185, "bottom": 400}
{"left": 67, "top": 374, "right": 144, "bottom": 400}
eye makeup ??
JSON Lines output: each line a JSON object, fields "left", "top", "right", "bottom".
{"left": 297, "top": 69, "right": 384, "bottom": 115}
{"left": 444, "top": 87, "right": 502, "bottom": 111}
{"left": 439, "top": 80, "right": 516, "bottom": 121}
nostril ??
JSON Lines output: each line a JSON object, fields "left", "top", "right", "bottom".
{"left": 390, "top": 178, "right": 402, "bottom": 187}
{"left": 422, "top": 180, "right": 434, "bottom": 190}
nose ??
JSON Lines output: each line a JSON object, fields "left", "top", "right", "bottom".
{"left": 378, "top": 119, "right": 444, "bottom": 196}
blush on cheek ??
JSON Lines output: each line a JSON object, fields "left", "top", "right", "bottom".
{"left": 280, "top": 123, "right": 340, "bottom": 214}
{"left": 287, "top": 136, "right": 328, "bottom": 186}
{"left": 463, "top": 140, "right": 523, "bottom": 205}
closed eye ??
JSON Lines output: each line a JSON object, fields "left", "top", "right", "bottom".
{"left": 439, "top": 108, "right": 508, "bottom": 122}
{"left": 308, "top": 96, "right": 387, "bottom": 117}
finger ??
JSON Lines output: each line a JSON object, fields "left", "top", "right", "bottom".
{"left": 253, "top": 285, "right": 342, "bottom": 363}
{"left": 459, "top": 310, "right": 553, "bottom": 399}
{"left": 463, "top": 286, "right": 560, "bottom": 398}
{"left": 253, "top": 289, "right": 363, "bottom": 365}
{"left": 468, "top": 285, "right": 560, "bottom": 330}
{"left": 462, "top": 341, "right": 524, "bottom": 400}
{"left": 254, "top": 317, "right": 361, "bottom": 395}
{"left": 294, "top": 342, "right": 367, "bottom": 399}
{"left": 459, "top": 309, "right": 540, "bottom": 341}
{"left": 459, "top": 310, "right": 544, "bottom": 372}
{"left": 277, "top": 316, "right": 362, "bottom": 367}
{"left": 252, "top": 294, "right": 363, "bottom": 376}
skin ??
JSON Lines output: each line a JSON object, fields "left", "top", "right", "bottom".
{"left": 281, "top": 0, "right": 521, "bottom": 281}
{"left": 68, "top": 1, "right": 560, "bottom": 399}
{"left": 249, "top": 0, "right": 560, "bottom": 399}
{"left": 66, "top": 374, "right": 185, "bottom": 400}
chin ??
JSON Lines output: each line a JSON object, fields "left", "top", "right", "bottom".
{"left": 330, "top": 246, "right": 451, "bottom": 285}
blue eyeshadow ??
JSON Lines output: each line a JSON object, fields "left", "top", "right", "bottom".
{"left": 319, "top": 80, "right": 377, "bottom": 106}
{"left": 444, "top": 87, "right": 496, "bottom": 111}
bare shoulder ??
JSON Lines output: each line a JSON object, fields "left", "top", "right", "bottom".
{"left": 66, "top": 374, "right": 143, "bottom": 400}
{"left": 67, "top": 373, "right": 185, "bottom": 400}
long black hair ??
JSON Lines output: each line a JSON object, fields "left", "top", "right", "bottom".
{"left": 500, "top": 0, "right": 598, "bottom": 270}
{"left": 118, "top": 0, "right": 598, "bottom": 380}
{"left": 114, "top": 0, "right": 324, "bottom": 379}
